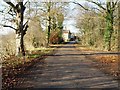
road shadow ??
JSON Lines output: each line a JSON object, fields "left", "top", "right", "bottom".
{"left": 48, "top": 52, "right": 120, "bottom": 57}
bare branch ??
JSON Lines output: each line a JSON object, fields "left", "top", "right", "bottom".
{"left": 72, "top": 2, "right": 89, "bottom": 11}
{"left": 8, "top": 12, "right": 15, "bottom": 16}
{"left": 3, "top": 1, "right": 16, "bottom": 10}
{"left": 23, "top": 20, "right": 29, "bottom": 28}
{"left": 0, "top": 10, "right": 4, "bottom": 13}
{"left": 23, "top": 19, "right": 29, "bottom": 35}
{"left": 0, "top": 24, "right": 17, "bottom": 30}
{"left": 40, "top": 8, "right": 47, "bottom": 12}
{"left": 86, "top": 0, "right": 106, "bottom": 10}
{"left": 24, "top": 1, "right": 28, "bottom": 6}
{"left": 112, "top": 0, "right": 119, "bottom": 11}
{"left": 8, "top": 9, "right": 16, "bottom": 16}
{"left": 113, "top": 0, "right": 119, "bottom": 7}
{"left": 91, "top": 7, "right": 104, "bottom": 13}
{"left": 23, "top": 23, "right": 29, "bottom": 35}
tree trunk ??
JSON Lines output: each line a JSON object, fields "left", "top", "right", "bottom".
{"left": 104, "top": 2, "right": 114, "bottom": 51}
{"left": 118, "top": 2, "right": 120, "bottom": 52}
{"left": 15, "top": 2, "right": 26, "bottom": 56}
{"left": 16, "top": 34, "right": 21, "bottom": 56}
{"left": 48, "top": 25, "right": 50, "bottom": 45}
{"left": 47, "top": 4, "right": 51, "bottom": 46}
{"left": 20, "top": 34, "right": 25, "bottom": 56}
{"left": 16, "top": 33, "right": 25, "bottom": 56}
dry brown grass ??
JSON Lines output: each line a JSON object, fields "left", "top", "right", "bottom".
{"left": 90, "top": 55, "right": 119, "bottom": 78}
{"left": 2, "top": 47, "right": 55, "bottom": 89}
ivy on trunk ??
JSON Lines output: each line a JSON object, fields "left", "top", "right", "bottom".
{"left": 104, "top": 1, "right": 114, "bottom": 51}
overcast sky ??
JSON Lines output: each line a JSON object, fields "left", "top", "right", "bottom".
{"left": 63, "top": 0, "right": 86, "bottom": 33}
{"left": 63, "top": 3, "right": 79, "bottom": 33}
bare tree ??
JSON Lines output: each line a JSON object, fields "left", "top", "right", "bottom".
{"left": 1, "top": 0, "right": 29, "bottom": 56}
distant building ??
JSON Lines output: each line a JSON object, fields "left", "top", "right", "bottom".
{"left": 62, "top": 30, "right": 71, "bottom": 42}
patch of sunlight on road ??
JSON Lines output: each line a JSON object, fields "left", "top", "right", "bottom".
{"left": 59, "top": 67, "right": 65, "bottom": 69}
{"left": 88, "top": 81, "right": 118, "bottom": 88}
{"left": 74, "top": 76, "right": 115, "bottom": 82}
{"left": 64, "top": 70, "right": 72, "bottom": 73}
{"left": 61, "top": 76, "right": 72, "bottom": 79}
{"left": 41, "top": 82, "right": 63, "bottom": 86}
{"left": 42, "top": 81, "right": 72, "bottom": 86}
{"left": 40, "top": 77, "right": 118, "bottom": 88}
